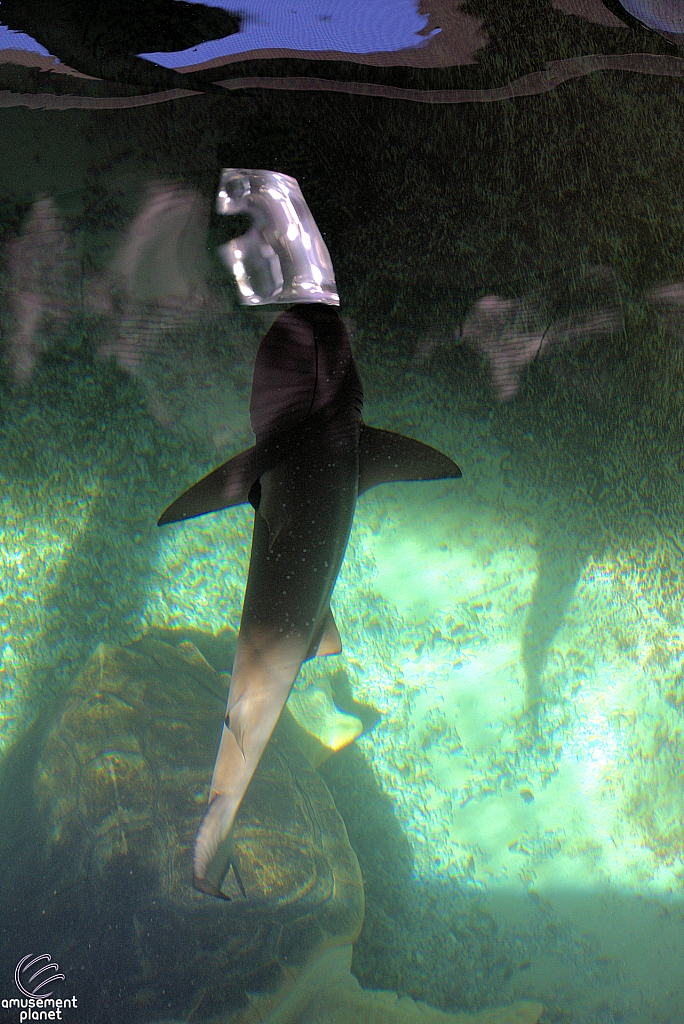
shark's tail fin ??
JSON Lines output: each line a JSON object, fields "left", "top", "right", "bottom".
{"left": 193, "top": 792, "right": 239, "bottom": 898}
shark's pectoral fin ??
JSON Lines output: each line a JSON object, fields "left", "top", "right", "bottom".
{"left": 358, "top": 425, "right": 461, "bottom": 495}
{"left": 158, "top": 446, "right": 257, "bottom": 526}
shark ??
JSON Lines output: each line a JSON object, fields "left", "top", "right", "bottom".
{"left": 158, "top": 302, "right": 461, "bottom": 897}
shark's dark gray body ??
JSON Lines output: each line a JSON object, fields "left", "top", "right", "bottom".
{"left": 159, "top": 303, "right": 461, "bottom": 897}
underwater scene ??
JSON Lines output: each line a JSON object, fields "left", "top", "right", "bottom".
{"left": 2, "top": 1, "right": 684, "bottom": 1022}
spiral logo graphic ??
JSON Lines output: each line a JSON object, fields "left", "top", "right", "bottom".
{"left": 15, "top": 954, "right": 65, "bottom": 998}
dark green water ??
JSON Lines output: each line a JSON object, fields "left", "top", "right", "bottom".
{"left": 1, "top": 2, "right": 684, "bottom": 1022}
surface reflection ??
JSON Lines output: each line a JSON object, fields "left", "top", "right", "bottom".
{"left": 91, "top": 183, "right": 210, "bottom": 421}
{"left": 6, "top": 197, "right": 73, "bottom": 386}
{"left": 552, "top": 0, "right": 629, "bottom": 28}
{"left": 461, "top": 274, "right": 622, "bottom": 403}
{"left": 619, "top": 0, "right": 684, "bottom": 39}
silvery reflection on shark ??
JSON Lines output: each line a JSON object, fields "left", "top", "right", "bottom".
{"left": 215, "top": 168, "right": 340, "bottom": 307}
{"left": 159, "top": 169, "right": 462, "bottom": 898}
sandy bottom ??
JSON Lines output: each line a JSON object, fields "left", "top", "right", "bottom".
{"left": 139, "top": 410, "right": 684, "bottom": 1022}
{"left": 2, "top": 389, "right": 683, "bottom": 1022}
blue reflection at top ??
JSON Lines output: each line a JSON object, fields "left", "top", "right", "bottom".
{"left": 139, "top": 0, "right": 440, "bottom": 69}
{"left": 0, "top": 23, "right": 51, "bottom": 55}
{"left": 619, "top": 0, "right": 684, "bottom": 34}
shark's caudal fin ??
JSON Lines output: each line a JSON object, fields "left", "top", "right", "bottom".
{"left": 358, "top": 425, "right": 461, "bottom": 494}
{"left": 157, "top": 447, "right": 257, "bottom": 525}
{"left": 195, "top": 635, "right": 301, "bottom": 897}
{"left": 193, "top": 791, "right": 242, "bottom": 898}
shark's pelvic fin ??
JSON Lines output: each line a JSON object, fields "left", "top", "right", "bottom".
{"left": 157, "top": 446, "right": 257, "bottom": 526}
{"left": 302, "top": 606, "right": 343, "bottom": 661}
{"left": 315, "top": 608, "right": 342, "bottom": 657}
{"left": 358, "top": 425, "right": 461, "bottom": 495}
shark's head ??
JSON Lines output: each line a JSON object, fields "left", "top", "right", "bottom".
{"left": 250, "top": 304, "right": 363, "bottom": 443}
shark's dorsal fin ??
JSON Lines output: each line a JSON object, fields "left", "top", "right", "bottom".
{"left": 158, "top": 447, "right": 257, "bottom": 526}
{"left": 358, "top": 426, "right": 461, "bottom": 495}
